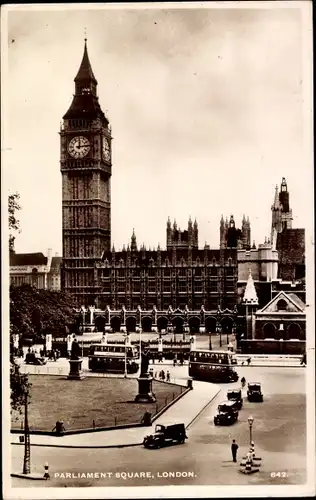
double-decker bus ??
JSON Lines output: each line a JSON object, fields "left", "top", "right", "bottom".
{"left": 88, "top": 344, "right": 139, "bottom": 373}
{"left": 189, "top": 350, "right": 239, "bottom": 383}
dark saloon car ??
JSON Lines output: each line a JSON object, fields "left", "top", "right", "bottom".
{"left": 25, "top": 352, "right": 47, "bottom": 365}
{"left": 143, "top": 423, "right": 187, "bottom": 449}
{"left": 247, "top": 382, "right": 263, "bottom": 402}
{"left": 214, "top": 400, "right": 239, "bottom": 426}
{"left": 227, "top": 389, "right": 243, "bottom": 410}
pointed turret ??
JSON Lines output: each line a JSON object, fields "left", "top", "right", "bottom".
{"left": 272, "top": 185, "right": 280, "bottom": 210}
{"left": 74, "top": 39, "right": 97, "bottom": 88}
{"left": 131, "top": 228, "right": 137, "bottom": 252}
{"left": 243, "top": 269, "right": 258, "bottom": 305}
{"left": 63, "top": 39, "right": 108, "bottom": 122}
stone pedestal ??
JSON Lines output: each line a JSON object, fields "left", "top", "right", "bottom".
{"left": 67, "top": 359, "right": 85, "bottom": 380}
{"left": 135, "top": 373, "right": 156, "bottom": 403}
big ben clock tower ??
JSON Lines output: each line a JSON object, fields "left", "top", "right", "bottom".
{"left": 60, "top": 39, "right": 111, "bottom": 306}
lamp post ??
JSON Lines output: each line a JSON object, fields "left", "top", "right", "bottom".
{"left": 248, "top": 415, "right": 254, "bottom": 446}
{"left": 218, "top": 325, "right": 222, "bottom": 348}
{"left": 124, "top": 332, "right": 128, "bottom": 378}
{"left": 209, "top": 330, "right": 212, "bottom": 351}
{"left": 23, "top": 390, "right": 31, "bottom": 475}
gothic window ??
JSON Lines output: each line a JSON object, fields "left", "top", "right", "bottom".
{"left": 104, "top": 259, "right": 109, "bottom": 267}
{"left": 178, "top": 268, "right": 186, "bottom": 277}
{"left": 228, "top": 258, "right": 233, "bottom": 266}
{"left": 180, "top": 257, "right": 186, "bottom": 267}
{"left": 149, "top": 258, "right": 155, "bottom": 267}
{"left": 133, "top": 281, "right": 141, "bottom": 293}
{"left": 226, "top": 266, "right": 234, "bottom": 277}
{"left": 117, "top": 268, "right": 125, "bottom": 278}
{"left": 165, "top": 258, "right": 170, "bottom": 267}
{"left": 133, "top": 268, "right": 140, "bottom": 278}
{"left": 208, "top": 280, "right": 218, "bottom": 293}
{"left": 164, "top": 268, "right": 171, "bottom": 277}
{"left": 148, "top": 281, "right": 156, "bottom": 293}
{"left": 164, "top": 281, "right": 171, "bottom": 293}
{"left": 194, "top": 281, "right": 202, "bottom": 293}
{"left": 196, "top": 257, "right": 201, "bottom": 266}
{"left": 209, "top": 267, "right": 217, "bottom": 276}
{"left": 148, "top": 268, "right": 156, "bottom": 278}
{"left": 212, "top": 257, "right": 216, "bottom": 266}
{"left": 119, "top": 259, "right": 125, "bottom": 267}
{"left": 195, "top": 267, "right": 202, "bottom": 277}
{"left": 117, "top": 282, "right": 125, "bottom": 293}
{"left": 178, "top": 281, "right": 187, "bottom": 293}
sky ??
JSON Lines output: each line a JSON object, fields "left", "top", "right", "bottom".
{"left": 3, "top": 2, "right": 313, "bottom": 256}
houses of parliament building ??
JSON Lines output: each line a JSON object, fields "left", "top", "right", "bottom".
{"left": 60, "top": 41, "right": 305, "bottom": 334}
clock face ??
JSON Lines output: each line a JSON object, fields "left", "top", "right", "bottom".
{"left": 68, "top": 136, "right": 90, "bottom": 158}
{"left": 102, "top": 137, "right": 110, "bottom": 161}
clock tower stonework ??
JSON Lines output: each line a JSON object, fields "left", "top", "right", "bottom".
{"left": 60, "top": 40, "right": 111, "bottom": 306}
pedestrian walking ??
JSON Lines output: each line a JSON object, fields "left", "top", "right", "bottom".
{"left": 247, "top": 357, "right": 251, "bottom": 366}
{"left": 161, "top": 370, "right": 165, "bottom": 381}
{"left": 166, "top": 370, "right": 170, "bottom": 382}
{"left": 173, "top": 356, "right": 177, "bottom": 367}
{"left": 231, "top": 439, "right": 239, "bottom": 463}
{"left": 241, "top": 376, "right": 246, "bottom": 388}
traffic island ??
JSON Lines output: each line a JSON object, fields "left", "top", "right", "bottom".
{"left": 11, "top": 375, "right": 185, "bottom": 434}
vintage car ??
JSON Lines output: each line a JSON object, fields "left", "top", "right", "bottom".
{"left": 25, "top": 352, "right": 47, "bottom": 365}
{"left": 214, "top": 400, "right": 239, "bottom": 426}
{"left": 143, "top": 423, "right": 187, "bottom": 449}
{"left": 247, "top": 382, "right": 263, "bottom": 402}
{"left": 226, "top": 389, "right": 243, "bottom": 410}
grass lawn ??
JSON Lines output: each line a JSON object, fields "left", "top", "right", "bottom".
{"left": 11, "top": 375, "right": 184, "bottom": 432}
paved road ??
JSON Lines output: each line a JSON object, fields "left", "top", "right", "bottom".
{"left": 11, "top": 366, "right": 307, "bottom": 488}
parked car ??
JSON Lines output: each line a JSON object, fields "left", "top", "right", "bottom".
{"left": 247, "top": 382, "right": 263, "bottom": 402}
{"left": 143, "top": 423, "right": 187, "bottom": 449}
{"left": 214, "top": 400, "right": 239, "bottom": 426}
{"left": 25, "top": 352, "right": 47, "bottom": 365}
{"left": 226, "top": 389, "right": 243, "bottom": 410}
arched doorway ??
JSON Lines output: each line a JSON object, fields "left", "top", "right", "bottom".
{"left": 141, "top": 316, "right": 152, "bottom": 332}
{"left": 288, "top": 323, "right": 301, "bottom": 339}
{"left": 95, "top": 316, "right": 106, "bottom": 333}
{"left": 157, "top": 316, "right": 168, "bottom": 333}
{"left": 189, "top": 316, "right": 200, "bottom": 334}
{"left": 172, "top": 316, "right": 184, "bottom": 334}
{"left": 263, "top": 322, "right": 276, "bottom": 338}
{"left": 221, "top": 316, "right": 234, "bottom": 334}
{"left": 126, "top": 316, "right": 137, "bottom": 333}
{"left": 110, "top": 316, "right": 121, "bottom": 333}
{"left": 205, "top": 316, "right": 217, "bottom": 333}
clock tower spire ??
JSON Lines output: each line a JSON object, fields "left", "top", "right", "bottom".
{"left": 60, "top": 39, "right": 112, "bottom": 306}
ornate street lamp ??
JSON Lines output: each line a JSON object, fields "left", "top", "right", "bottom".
{"left": 248, "top": 415, "right": 254, "bottom": 446}
{"left": 209, "top": 330, "right": 212, "bottom": 351}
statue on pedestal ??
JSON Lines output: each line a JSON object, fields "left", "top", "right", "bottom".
{"left": 68, "top": 338, "right": 84, "bottom": 380}
{"left": 70, "top": 338, "right": 81, "bottom": 360}
{"left": 140, "top": 350, "right": 149, "bottom": 377}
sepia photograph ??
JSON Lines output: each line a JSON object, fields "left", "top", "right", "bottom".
{"left": 1, "top": 2, "right": 314, "bottom": 499}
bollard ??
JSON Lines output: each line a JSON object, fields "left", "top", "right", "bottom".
{"left": 93, "top": 420, "right": 95, "bottom": 429}
{"left": 43, "top": 461, "right": 50, "bottom": 480}
{"left": 114, "top": 417, "right": 117, "bottom": 426}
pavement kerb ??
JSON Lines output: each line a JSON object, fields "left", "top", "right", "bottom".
{"left": 11, "top": 441, "right": 142, "bottom": 449}
{"left": 186, "top": 386, "right": 221, "bottom": 430}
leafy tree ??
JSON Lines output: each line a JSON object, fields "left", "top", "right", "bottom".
{"left": 10, "top": 284, "right": 79, "bottom": 342}
{"left": 8, "top": 192, "right": 21, "bottom": 252}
